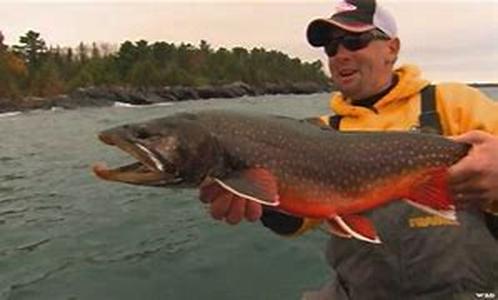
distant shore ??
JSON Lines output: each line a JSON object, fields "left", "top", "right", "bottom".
{"left": 0, "top": 81, "right": 333, "bottom": 113}
{"left": 468, "top": 83, "right": 498, "bottom": 88}
{"left": 1, "top": 81, "right": 496, "bottom": 114}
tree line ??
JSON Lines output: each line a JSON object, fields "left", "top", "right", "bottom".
{"left": 0, "top": 30, "right": 329, "bottom": 99}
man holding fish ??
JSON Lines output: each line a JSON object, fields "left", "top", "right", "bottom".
{"left": 92, "top": 0, "right": 498, "bottom": 298}
{"left": 201, "top": 0, "right": 498, "bottom": 299}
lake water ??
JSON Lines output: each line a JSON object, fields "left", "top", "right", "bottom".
{"left": 1, "top": 87, "right": 496, "bottom": 300}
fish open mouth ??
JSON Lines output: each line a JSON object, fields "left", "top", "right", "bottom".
{"left": 92, "top": 133, "right": 180, "bottom": 185}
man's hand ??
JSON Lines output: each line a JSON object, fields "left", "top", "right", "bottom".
{"left": 199, "top": 181, "right": 263, "bottom": 225}
{"left": 448, "top": 130, "right": 498, "bottom": 209}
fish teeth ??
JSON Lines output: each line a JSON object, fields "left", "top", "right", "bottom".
{"left": 135, "top": 143, "right": 164, "bottom": 172}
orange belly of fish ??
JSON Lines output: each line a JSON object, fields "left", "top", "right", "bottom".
{"left": 275, "top": 169, "right": 438, "bottom": 219}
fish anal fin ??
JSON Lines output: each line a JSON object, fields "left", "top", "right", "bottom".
{"left": 214, "top": 168, "right": 279, "bottom": 206}
{"left": 404, "top": 167, "right": 456, "bottom": 221}
{"left": 332, "top": 215, "right": 381, "bottom": 244}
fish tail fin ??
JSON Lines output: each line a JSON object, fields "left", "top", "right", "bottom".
{"left": 404, "top": 167, "right": 457, "bottom": 221}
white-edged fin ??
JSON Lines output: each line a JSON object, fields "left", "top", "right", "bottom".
{"left": 404, "top": 199, "right": 458, "bottom": 222}
{"left": 333, "top": 216, "right": 382, "bottom": 244}
{"left": 324, "top": 219, "right": 353, "bottom": 239}
{"left": 135, "top": 143, "right": 164, "bottom": 172}
{"left": 214, "top": 178, "right": 280, "bottom": 206}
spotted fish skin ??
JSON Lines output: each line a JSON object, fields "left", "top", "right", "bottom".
{"left": 94, "top": 110, "right": 470, "bottom": 243}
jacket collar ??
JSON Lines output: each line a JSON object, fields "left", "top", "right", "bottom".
{"left": 330, "top": 64, "right": 430, "bottom": 117}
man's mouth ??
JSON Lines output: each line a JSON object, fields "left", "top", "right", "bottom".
{"left": 338, "top": 69, "right": 357, "bottom": 80}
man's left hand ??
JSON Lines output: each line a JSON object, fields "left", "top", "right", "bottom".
{"left": 448, "top": 130, "right": 498, "bottom": 211}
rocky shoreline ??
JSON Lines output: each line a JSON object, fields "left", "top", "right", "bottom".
{"left": 0, "top": 81, "right": 333, "bottom": 113}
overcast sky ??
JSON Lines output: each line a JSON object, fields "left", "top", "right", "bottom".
{"left": 1, "top": 0, "right": 497, "bottom": 82}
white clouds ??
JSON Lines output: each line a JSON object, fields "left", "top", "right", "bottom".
{"left": 1, "top": 1, "right": 496, "bottom": 82}
{"left": 387, "top": 1, "right": 498, "bottom": 81}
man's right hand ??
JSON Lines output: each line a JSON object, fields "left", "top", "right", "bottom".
{"left": 199, "top": 182, "right": 263, "bottom": 225}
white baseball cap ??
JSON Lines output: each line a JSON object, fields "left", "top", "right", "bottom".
{"left": 307, "top": 0, "right": 397, "bottom": 47}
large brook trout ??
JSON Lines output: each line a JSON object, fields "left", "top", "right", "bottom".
{"left": 93, "top": 110, "right": 470, "bottom": 243}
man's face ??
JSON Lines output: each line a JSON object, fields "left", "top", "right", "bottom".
{"left": 326, "top": 29, "right": 399, "bottom": 101}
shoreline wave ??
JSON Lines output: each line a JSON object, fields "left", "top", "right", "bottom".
{"left": 113, "top": 102, "right": 174, "bottom": 108}
{"left": 0, "top": 111, "right": 22, "bottom": 118}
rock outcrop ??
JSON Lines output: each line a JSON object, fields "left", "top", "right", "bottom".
{"left": 0, "top": 81, "right": 333, "bottom": 113}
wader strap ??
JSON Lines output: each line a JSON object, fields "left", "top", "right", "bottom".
{"left": 419, "top": 84, "right": 443, "bottom": 134}
{"left": 485, "top": 214, "right": 498, "bottom": 239}
{"left": 419, "top": 84, "right": 498, "bottom": 238}
{"left": 329, "top": 115, "right": 343, "bottom": 130}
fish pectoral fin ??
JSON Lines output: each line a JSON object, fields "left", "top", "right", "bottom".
{"left": 331, "top": 215, "right": 382, "bottom": 244}
{"left": 404, "top": 167, "right": 457, "bottom": 221}
{"left": 214, "top": 168, "right": 279, "bottom": 206}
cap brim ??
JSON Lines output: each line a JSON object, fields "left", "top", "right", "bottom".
{"left": 306, "top": 18, "right": 375, "bottom": 47}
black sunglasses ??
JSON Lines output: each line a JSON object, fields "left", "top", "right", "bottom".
{"left": 324, "top": 31, "right": 390, "bottom": 57}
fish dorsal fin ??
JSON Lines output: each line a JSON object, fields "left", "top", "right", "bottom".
{"left": 214, "top": 168, "right": 280, "bottom": 206}
{"left": 332, "top": 215, "right": 382, "bottom": 244}
{"left": 403, "top": 167, "right": 457, "bottom": 221}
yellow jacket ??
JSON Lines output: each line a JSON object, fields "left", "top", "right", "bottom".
{"left": 291, "top": 64, "right": 498, "bottom": 236}
{"left": 324, "top": 64, "right": 498, "bottom": 135}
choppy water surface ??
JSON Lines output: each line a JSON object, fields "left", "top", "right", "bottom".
{"left": 0, "top": 94, "right": 335, "bottom": 300}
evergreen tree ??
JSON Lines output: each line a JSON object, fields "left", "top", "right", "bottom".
{"left": 0, "top": 34, "right": 28, "bottom": 98}
{"left": 12, "top": 30, "right": 47, "bottom": 71}
{"left": 77, "top": 42, "right": 89, "bottom": 63}
{"left": 0, "top": 30, "right": 6, "bottom": 51}
{"left": 127, "top": 59, "right": 161, "bottom": 88}
{"left": 2, "top": 32, "right": 330, "bottom": 98}
{"left": 29, "top": 59, "right": 64, "bottom": 97}
{"left": 0, "top": 51, "right": 28, "bottom": 98}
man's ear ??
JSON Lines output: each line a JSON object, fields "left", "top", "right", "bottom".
{"left": 389, "top": 38, "right": 400, "bottom": 53}
{"left": 386, "top": 37, "right": 400, "bottom": 65}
